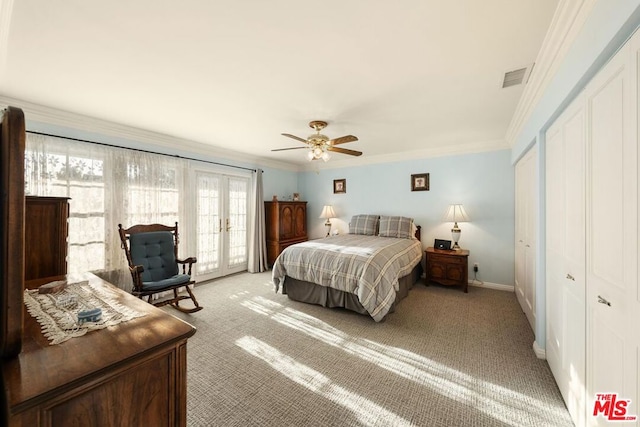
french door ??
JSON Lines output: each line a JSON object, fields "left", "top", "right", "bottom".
{"left": 193, "top": 169, "right": 249, "bottom": 281}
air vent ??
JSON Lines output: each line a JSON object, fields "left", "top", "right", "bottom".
{"left": 502, "top": 64, "right": 533, "bottom": 88}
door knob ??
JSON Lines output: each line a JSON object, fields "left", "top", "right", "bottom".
{"left": 566, "top": 274, "right": 575, "bottom": 281}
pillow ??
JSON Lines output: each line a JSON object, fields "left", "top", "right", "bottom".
{"left": 378, "top": 216, "right": 414, "bottom": 239}
{"left": 349, "top": 214, "right": 380, "bottom": 235}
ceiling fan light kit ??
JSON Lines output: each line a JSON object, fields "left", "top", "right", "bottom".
{"left": 273, "top": 120, "right": 362, "bottom": 162}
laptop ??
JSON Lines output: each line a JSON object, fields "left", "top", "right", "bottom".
{"left": 434, "top": 239, "right": 452, "bottom": 250}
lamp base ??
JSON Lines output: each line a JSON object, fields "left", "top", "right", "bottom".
{"left": 451, "top": 223, "right": 461, "bottom": 250}
{"left": 325, "top": 219, "right": 332, "bottom": 237}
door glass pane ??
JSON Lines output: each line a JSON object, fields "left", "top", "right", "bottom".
{"left": 196, "top": 173, "right": 221, "bottom": 275}
{"left": 228, "top": 177, "right": 248, "bottom": 267}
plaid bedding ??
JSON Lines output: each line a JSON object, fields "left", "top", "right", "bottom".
{"left": 272, "top": 234, "right": 422, "bottom": 322}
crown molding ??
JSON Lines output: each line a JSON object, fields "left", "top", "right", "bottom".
{"left": 506, "top": 0, "right": 597, "bottom": 146}
{"left": 0, "top": 95, "right": 301, "bottom": 172}
{"left": 300, "top": 138, "right": 509, "bottom": 171}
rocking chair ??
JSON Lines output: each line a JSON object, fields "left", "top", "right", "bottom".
{"left": 118, "top": 222, "right": 203, "bottom": 313}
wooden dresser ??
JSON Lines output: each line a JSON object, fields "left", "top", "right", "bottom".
{"left": 2, "top": 273, "right": 196, "bottom": 427}
{"left": 25, "top": 196, "right": 70, "bottom": 281}
{"left": 265, "top": 201, "right": 307, "bottom": 266}
{"left": 425, "top": 247, "right": 470, "bottom": 292}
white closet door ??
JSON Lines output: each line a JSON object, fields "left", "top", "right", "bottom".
{"left": 585, "top": 32, "right": 638, "bottom": 426}
{"left": 545, "top": 94, "right": 586, "bottom": 427}
{"left": 515, "top": 146, "right": 536, "bottom": 332}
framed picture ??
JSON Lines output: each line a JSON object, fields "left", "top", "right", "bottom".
{"left": 411, "top": 173, "right": 429, "bottom": 191}
{"left": 333, "top": 179, "right": 346, "bottom": 194}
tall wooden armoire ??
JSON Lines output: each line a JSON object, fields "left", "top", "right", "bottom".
{"left": 264, "top": 200, "right": 307, "bottom": 266}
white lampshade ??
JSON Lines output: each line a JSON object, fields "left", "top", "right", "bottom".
{"left": 319, "top": 205, "right": 337, "bottom": 219}
{"left": 443, "top": 204, "right": 470, "bottom": 223}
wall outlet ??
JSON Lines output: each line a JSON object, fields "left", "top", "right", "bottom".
{"left": 473, "top": 263, "right": 479, "bottom": 272}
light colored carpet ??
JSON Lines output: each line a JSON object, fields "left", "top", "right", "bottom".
{"left": 165, "top": 272, "right": 573, "bottom": 427}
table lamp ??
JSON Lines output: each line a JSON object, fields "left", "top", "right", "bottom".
{"left": 443, "top": 204, "right": 470, "bottom": 250}
{"left": 319, "top": 205, "right": 337, "bottom": 237}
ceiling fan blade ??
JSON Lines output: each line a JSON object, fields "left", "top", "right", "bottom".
{"left": 281, "top": 133, "right": 308, "bottom": 144}
{"left": 327, "top": 146, "right": 362, "bottom": 156}
{"left": 329, "top": 135, "right": 358, "bottom": 145}
{"left": 271, "top": 147, "right": 308, "bottom": 152}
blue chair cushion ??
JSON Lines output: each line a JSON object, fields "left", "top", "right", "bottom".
{"left": 129, "top": 231, "right": 180, "bottom": 283}
{"left": 142, "top": 274, "right": 191, "bottom": 291}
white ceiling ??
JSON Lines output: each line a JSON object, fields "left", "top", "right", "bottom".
{"left": 0, "top": 1, "right": 559, "bottom": 168}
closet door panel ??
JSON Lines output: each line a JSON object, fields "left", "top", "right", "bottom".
{"left": 562, "top": 100, "right": 587, "bottom": 427}
{"left": 546, "top": 121, "right": 563, "bottom": 371}
{"left": 586, "top": 37, "right": 638, "bottom": 424}
{"left": 515, "top": 147, "right": 536, "bottom": 332}
{"left": 546, "top": 93, "right": 587, "bottom": 427}
{"left": 589, "top": 68, "right": 626, "bottom": 289}
{"left": 563, "top": 107, "right": 586, "bottom": 270}
{"left": 546, "top": 125, "right": 564, "bottom": 256}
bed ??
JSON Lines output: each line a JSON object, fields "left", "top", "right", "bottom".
{"left": 272, "top": 215, "right": 423, "bottom": 322}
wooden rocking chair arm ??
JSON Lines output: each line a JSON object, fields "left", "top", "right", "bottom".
{"left": 128, "top": 264, "right": 145, "bottom": 292}
{"left": 130, "top": 264, "right": 145, "bottom": 274}
{"left": 176, "top": 257, "right": 196, "bottom": 276}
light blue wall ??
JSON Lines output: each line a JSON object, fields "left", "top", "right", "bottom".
{"left": 263, "top": 166, "right": 298, "bottom": 201}
{"left": 299, "top": 149, "right": 515, "bottom": 287}
{"left": 511, "top": 2, "right": 640, "bottom": 350}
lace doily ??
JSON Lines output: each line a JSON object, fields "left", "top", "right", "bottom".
{"left": 24, "top": 280, "right": 147, "bottom": 345}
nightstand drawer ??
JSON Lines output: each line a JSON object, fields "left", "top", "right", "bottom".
{"left": 429, "top": 254, "right": 465, "bottom": 264}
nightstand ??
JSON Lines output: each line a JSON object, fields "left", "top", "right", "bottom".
{"left": 425, "top": 247, "right": 470, "bottom": 292}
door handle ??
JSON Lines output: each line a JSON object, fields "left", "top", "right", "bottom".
{"left": 219, "top": 219, "right": 222, "bottom": 233}
{"left": 566, "top": 274, "right": 575, "bottom": 281}
{"left": 597, "top": 295, "right": 612, "bottom": 307}
{"left": 226, "top": 218, "right": 232, "bottom": 232}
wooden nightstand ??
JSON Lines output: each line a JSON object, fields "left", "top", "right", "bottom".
{"left": 425, "top": 247, "right": 470, "bottom": 292}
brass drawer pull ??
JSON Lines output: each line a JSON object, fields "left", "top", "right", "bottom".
{"left": 597, "top": 295, "right": 611, "bottom": 307}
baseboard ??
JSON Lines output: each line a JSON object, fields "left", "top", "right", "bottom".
{"left": 532, "top": 340, "right": 546, "bottom": 359}
{"left": 468, "top": 280, "right": 514, "bottom": 292}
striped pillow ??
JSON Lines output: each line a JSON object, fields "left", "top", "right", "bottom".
{"left": 378, "top": 216, "right": 414, "bottom": 239}
{"left": 349, "top": 214, "right": 380, "bottom": 236}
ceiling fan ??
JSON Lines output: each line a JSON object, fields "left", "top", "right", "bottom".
{"left": 272, "top": 120, "right": 362, "bottom": 161}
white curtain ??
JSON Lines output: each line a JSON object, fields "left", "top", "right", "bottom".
{"left": 247, "top": 169, "right": 267, "bottom": 273}
{"left": 25, "top": 133, "right": 189, "bottom": 289}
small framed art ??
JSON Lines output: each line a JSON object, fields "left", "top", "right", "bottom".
{"left": 411, "top": 173, "right": 429, "bottom": 191}
{"left": 334, "top": 179, "right": 346, "bottom": 194}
